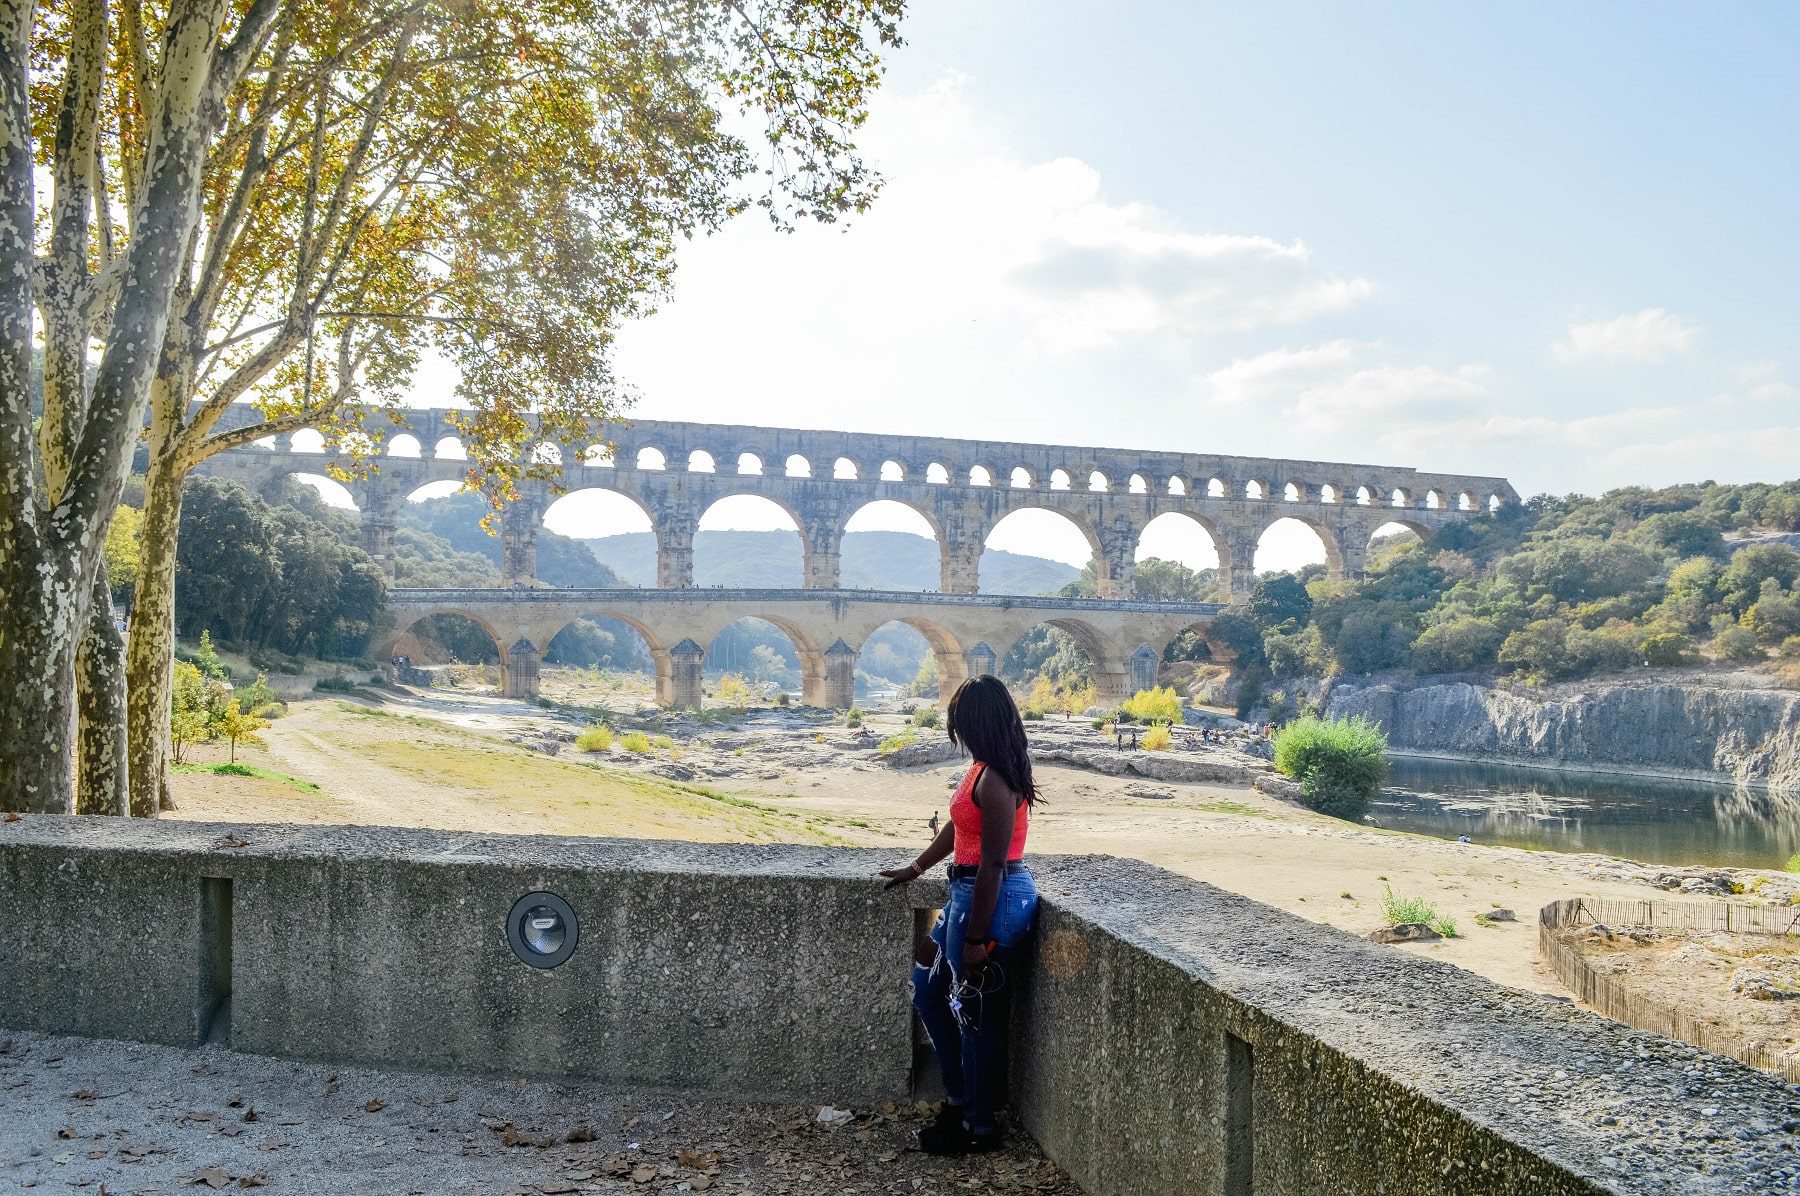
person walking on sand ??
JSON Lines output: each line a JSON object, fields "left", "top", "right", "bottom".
{"left": 878, "top": 675, "right": 1041, "bottom": 1156}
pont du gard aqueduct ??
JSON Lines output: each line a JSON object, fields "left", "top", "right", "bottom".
{"left": 195, "top": 405, "right": 1517, "bottom": 709}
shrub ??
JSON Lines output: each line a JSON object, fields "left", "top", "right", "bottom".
{"left": 1272, "top": 715, "right": 1388, "bottom": 821}
{"left": 1022, "top": 709, "right": 1044, "bottom": 721}
{"left": 1638, "top": 631, "right": 1690, "bottom": 667}
{"left": 1142, "top": 724, "right": 1172, "bottom": 751}
{"left": 1380, "top": 886, "right": 1438, "bottom": 927}
{"left": 1782, "top": 637, "right": 1800, "bottom": 660}
{"left": 1123, "top": 685, "right": 1182, "bottom": 725}
{"left": 650, "top": 735, "right": 675, "bottom": 749}
{"left": 775, "top": 691, "right": 790, "bottom": 706}
{"left": 1715, "top": 626, "right": 1765, "bottom": 663}
{"left": 1786, "top": 852, "right": 1800, "bottom": 874}
{"left": 620, "top": 732, "right": 652, "bottom": 753}
{"left": 314, "top": 676, "right": 360, "bottom": 694}
{"left": 715, "top": 673, "right": 754, "bottom": 707}
{"left": 575, "top": 725, "right": 614, "bottom": 752}
{"left": 878, "top": 730, "right": 918, "bottom": 756}
{"left": 843, "top": 707, "right": 865, "bottom": 728}
{"left": 1433, "top": 915, "right": 1460, "bottom": 939}
{"left": 911, "top": 706, "right": 940, "bottom": 728}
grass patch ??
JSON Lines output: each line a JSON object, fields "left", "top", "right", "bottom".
{"left": 1380, "top": 886, "right": 1438, "bottom": 927}
{"left": 575, "top": 725, "right": 613, "bottom": 752}
{"left": 620, "top": 732, "right": 652, "bottom": 753}
{"left": 174, "top": 761, "right": 319, "bottom": 793}
{"left": 878, "top": 729, "right": 918, "bottom": 756}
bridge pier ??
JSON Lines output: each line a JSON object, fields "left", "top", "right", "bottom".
{"left": 501, "top": 494, "right": 546, "bottom": 585}
{"left": 667, "top": 639, "right": 705, "bottom": 708}
{"left": 362, "top": 489, "right": 399, "bottom": 580}
{"left": 802, "top": 521, "right": 842, "bottom": 589}
{"left": 821, "top": 640, "right": 856, "bottom": 709}
{"left": 658, "top": 515, "right": 696, "bottom": 589}
{"left": 503, "top": 639, "right": 540, "bottom": 699}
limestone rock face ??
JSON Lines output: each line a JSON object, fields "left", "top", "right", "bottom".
{"left": 1328, "top": 679, "right": 1800, "bottom": 790}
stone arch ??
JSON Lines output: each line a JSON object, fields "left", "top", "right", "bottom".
{"left": 843, "top": 499, "right": 946, "bottom": 591}
{"left": 736, "top": 452, "right": 764, "bottom": 476}
{"left": 531, "top": 442, "right": 563, "bottom": 466}
{"left": 1389, "top": 487, "right": 1413, "bottom": 508}
{"left": 380, "top": 608, "right": 508, "bottom": 681}
{"left": 695, "top": 494, "right": 806, "bottom": 586}
{"left": 1049, "top": 468, "right": 1072, "bottom": 492}
{"left": 1128, "top": 473, "right": 1149, "bottom": 496}
{"left": 879, "top": 459, "right": 906, "bottom": 482}
{"left": 1206, "top": 478, "right": 1226, "bottom": 498}
{"left": 635, "top": 446, "right": 667, "bottom": 470}
{"left": 268, "top": 471, "right": 360, "bottom": 512}
{"left": 1161, "top": 618, "right": 1239, "bottom": 668}
{"left": 1425, "top": 489, "right": 1443, "bottom": 510}
{"left": 1167, "top": 475, "right": 1186, "bottom": 496}
{"left": 858, "top": 616, "right": 966, "bottom": 704}
{"left": 1135, "top": 511, "right": 1227, "bottom": 578}
{"left": 1255, "top": 515, "right": 1344, "bottom": 576}
{"left": 1369, "top": 517, "right": 1433, "bottom": 546}
{"left": 785, "top": 454, "right": 812, "bottom": 478}
{"left": 434, "top": 435, "right": 467, "bottom": 460}
{"left": 687, "top": 449, "right": 716, "bottom": 473}
{"left": 999, "top": 616, "right": 1125, "bottom": 704}
{"left": 1456, "top": 490, "right": 1476, "bottom": 512}
{"left": 581, "top": 444, "right": 614, "bottom": 467}
{"left": 290, "top": 428, "right": 327, "bottom": 453}
{"left": 1319, "top": 484, "right": 1339, "bottom": 504}
{"left": 1282, "top": 482, "right": 1304, "bottom": 502}
{"left": 969, "top": 465, "right": 994, "bottom": 487}
{"left": 387, "top": 433, "right": 422, "bottom": 458}
{"left": 1488, "top": 494, "right": 1504, "bottom": 512}
{"left": 543, "top": 486, "right": 658, "bottom": 557}
{"left": 1088, "top": 470, "right": 1109, "bottom": 493}
{"left": 833, "top": 457, "right": 858, "bottom": 480}
{"left": 1354, "top": 485, "right": 1374, "bottom": 506}
{"left": 981, "top": 506, "right": 1102, "bottom": 594}
{"left": 542, "top": 611, "right": 663, "bottom": 678}
{"left": 1009, "top": 466, "right": 1034, "bottom": 489}
{"left": 926, "top": 462, "right": 951, "bottom": 485}
{"left": 405, "top": 480, "right": 461, "bottom": 503}
{"left": 1245, "top": 479, "right": 1268, "bottom": 500}
{"left": 705, "top": 614, "right": 831, "bottom": 706}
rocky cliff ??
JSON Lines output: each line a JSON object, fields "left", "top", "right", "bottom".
{"left": 1327, "top": 679, "right": 1800, "bottom": 791}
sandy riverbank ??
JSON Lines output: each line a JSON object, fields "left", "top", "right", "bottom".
{"left": 169, "top": 683, "right": 1800, "bottom": 999}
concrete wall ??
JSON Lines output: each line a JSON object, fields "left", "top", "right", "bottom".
{"left": 3, "top": 818, "right": 1795, "bottom": 1195}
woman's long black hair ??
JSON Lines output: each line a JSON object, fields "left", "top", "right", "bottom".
{"left": 946, "top": 674, "right": 1040, "bottom": 806}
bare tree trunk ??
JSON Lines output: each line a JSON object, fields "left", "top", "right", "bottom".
{"left": 76, "top": 569, "right": 130, "bottom": 815}
{"left": 126, "top": 454, "right": 184, "bottom": 817}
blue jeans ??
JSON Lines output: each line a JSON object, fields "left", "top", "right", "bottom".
{"left": 910, "top": 866, "right": 1039, "bottom": 1134}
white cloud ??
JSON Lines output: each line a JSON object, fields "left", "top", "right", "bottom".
{"left": 1552, "top": 307, "right": 1702, "bottom": 365}
{"left": 1199, "top": 341, "right": 1490, "bottom": 432}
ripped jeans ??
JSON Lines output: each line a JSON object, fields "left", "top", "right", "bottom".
{"left": 910, "top": 864, "right": 1039, "bottom": 1134}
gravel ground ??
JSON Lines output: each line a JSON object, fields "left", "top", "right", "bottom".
{"left": 0, "top": 1032, "right": 1075, "bottom": 1196}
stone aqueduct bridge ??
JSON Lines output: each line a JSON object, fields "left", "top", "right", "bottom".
{"left": 195, "top": 407, "right": 1515, "bottom": 706}
{"left": 379, "top": 587, "right": 1229, "bottom": 709}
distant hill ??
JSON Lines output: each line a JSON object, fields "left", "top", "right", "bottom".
{"left": 580, "top": 529, "right": 1081, "bottom": 594}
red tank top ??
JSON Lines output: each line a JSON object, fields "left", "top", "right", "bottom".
{"left": 949, "top": 762, "right": 1029, "bottom": 866}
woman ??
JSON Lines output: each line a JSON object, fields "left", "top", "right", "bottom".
{"left": 879, "top": 674, "right": 1041, "bottom": 1156}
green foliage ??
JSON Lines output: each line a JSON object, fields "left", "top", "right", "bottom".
{"left": 878, "top": 729, "right": 918, "bottom": 755}
{"left": 177, "top": 478, "right": 384, "bottom": 658}
{"left": 194, "top": 631, "right": 227, "bottom": 680}
{"left": 620, "top": 732, "right": 653, "bottom": 753}
{"left": 1142, "top": 724, "right": 1172, "bottom": 751}
{"left": 1786, "top": 852, "right": 1800, "bottom": 873}
{"left": 1714, "top": 626, "right": 1765, "bottom": 663}
{"left": 1380, "top": 887, "right": 1438, "bottom": 927}
{"left": 911, "top": 652, "right": 940, "bottom": 697}
{"left": 104, "top": 504, "right": 143, "bottom": 604}
{"left": 1122, "top": 686, "right": 1182, "bottom": 724}
{"left": 1410, "top": 616, "right": 1505, "bottom": 674}
{"left": 1250, "top": 574, "right": 1313, "bottom": 627}
{"left": 843, "top": 707, "right": 865, "bottom": 728}
{"left": 1638, "top": 631, "right": 1690, "bottom": 667}
{"left": 911, "top": 706, "right": 941, "bottom": 728}
{"left": 575, "top": 725, "right": 614, "bottom": 752}
{"left": 1433, "top": 916, "right": 1460, "bottom": 939}
{"left": 1781, "top": 637, "right": 1800, "bottom": 660}
{"left": 313, "top": 676, "right": 363, "bottom": 694}
{"left": 1272, "top": 715, "right": 1388, "bottom": 821}
{"left": 714, "top": 674, "right": 755, "bottom": 707}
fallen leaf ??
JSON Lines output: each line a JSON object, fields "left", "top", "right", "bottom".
{"left": 241, "top": 1107, "right": 258, "bottom": 1123}
{"left": 563, "top": 1124, "right": 596, "bottom": 1143}
{"left": 364, "top": 1099, "right": 386, "bottom": 1113}
{"left": 192, "top": 1168, "right": 232, "bottom": 1189}
{"left": 4, "top": 811, "right": 20, "bottom": 823}
{"left": 222, "top": 834, "right": 250, "bottom": 849}
{"left": 237, "top": 1176, "right": 267, "bottom": 1189}
{"left": 631, "top": 1163, "right": 657, "bottom": 1183}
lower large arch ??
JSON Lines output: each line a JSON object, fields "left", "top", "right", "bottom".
{"left": 843, "top": 500, "right": 946, "bottom": 592}
{"left": 980, "top": 508, "right": 1101, "bottom": 596}
{"left": 542, "top": 612, "right": 662, "bottom": 703}
{"left": 860, "top": 616, "right": 967, "bottom": 706}
{"left": 1254, "top": 516, "right": 1344, "bottom": 578}
{"left": 382, "top": 609, "right": 507, "bottom": 691}
{"left": 702, "top": 615, "right": 830, "bottom": 707}
{"left": 1000, "top": 616, "right": 1126, "bottom": 707}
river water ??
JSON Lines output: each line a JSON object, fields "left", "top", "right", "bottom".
{"left": 1373, "top": 757, "right": 1800, "bottom": 871}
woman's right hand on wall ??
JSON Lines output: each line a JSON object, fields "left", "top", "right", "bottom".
{"left": 879, "top": 862, "right": 921, "bottom": 889}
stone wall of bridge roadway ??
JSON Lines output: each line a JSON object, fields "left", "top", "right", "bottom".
{"left": 376, "top": 588, "right": 1224, "bottom": 709}
{"left": 193, "top": 409, "right": 1514, "bottom": 603}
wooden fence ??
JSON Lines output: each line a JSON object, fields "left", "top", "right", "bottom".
{"left": 1538, "top": 897, "right": 1800, "bottom": 1085}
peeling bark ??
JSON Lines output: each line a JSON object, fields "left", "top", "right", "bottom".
{"left": 76, "top": 569, "right": 129, "bottom": 816}
{"left": 126, "top": 452, "right": 183, "bottom": 817}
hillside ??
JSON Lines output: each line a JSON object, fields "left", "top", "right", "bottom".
{"left": 580, "top": 529, "right": 1082, "bottom": 594}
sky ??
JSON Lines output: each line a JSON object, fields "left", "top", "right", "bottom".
{"left": 521, "top": 4, "right": 1799, "bottom": 573}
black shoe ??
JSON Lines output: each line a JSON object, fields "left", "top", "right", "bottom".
{"left": 926, "top": 1103, "right": 964, "bottom": 1134}
{"left": 918, "top": 1118, "right": 1003, "bottom": 1157}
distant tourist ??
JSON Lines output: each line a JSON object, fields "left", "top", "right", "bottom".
{"left": 878, "top": 674, "right": 1041, "bottom": 1156}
